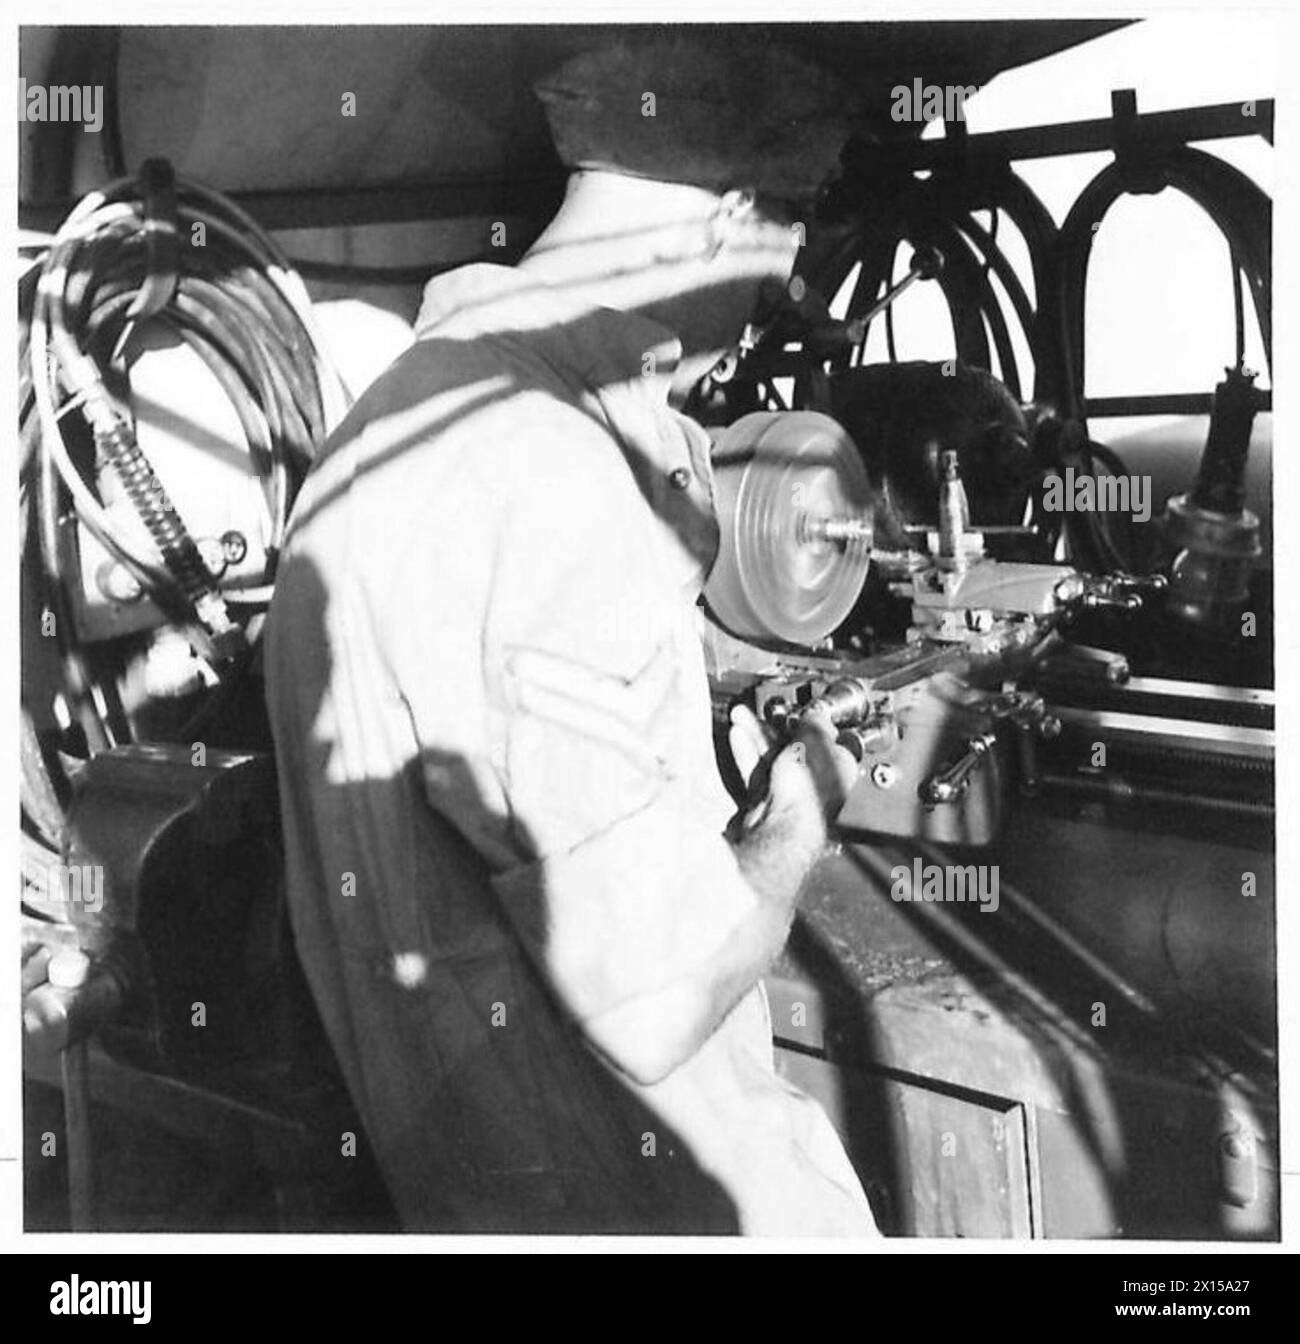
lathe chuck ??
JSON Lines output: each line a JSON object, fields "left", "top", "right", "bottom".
{"left": 704, "top": 411, "right": 874, "bottom": 645}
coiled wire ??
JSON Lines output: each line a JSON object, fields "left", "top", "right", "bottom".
{"left": 20, "top": 171, "right": 348, "bottom": 787}
{"left": 25, "top": 172, "right": 348, "bottom": 654}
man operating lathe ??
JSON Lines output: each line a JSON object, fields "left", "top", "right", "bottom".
{"left": 265, "top": 37, "right": 879, "bottom": 1235}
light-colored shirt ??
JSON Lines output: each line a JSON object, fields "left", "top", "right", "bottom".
{"left": 265, "top": 264, "right": 876, "bottom": 1235}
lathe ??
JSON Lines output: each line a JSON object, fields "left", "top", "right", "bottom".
{"left": 687, "top": 348, "right": 1273, "bottom": 1238}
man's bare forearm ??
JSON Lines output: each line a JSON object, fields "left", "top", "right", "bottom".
{"left": 584, "top": 796, "right": 826, "bottom": 1086}
{"left": 714, "top": 794, "right": 828, "bottom": 1005}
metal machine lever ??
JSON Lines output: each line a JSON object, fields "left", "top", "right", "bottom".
{"left": 842, "top": 245, "right": 945, "bottom": 346}
{"left": 921, "top": 732, "right": 998, "bottom": 807}
{"left": 920, "top": 691, "right": 1060, "bottom": 807}
{"left": 1057, "top": 571, "right": 1168, "bottom": 613}
{"left": 985, "top": 689, "right": 1062, "bottom": 738}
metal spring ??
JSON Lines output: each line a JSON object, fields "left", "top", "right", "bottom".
{"left": 96, "top": 419, "right": 233, "bottom": 629}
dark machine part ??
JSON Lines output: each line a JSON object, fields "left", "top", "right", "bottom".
{"left": 694, "top": 247, "right": 947, "bottom": 422}
{"left": 997, "top": 804, "right": 1275, "bottom": 1045}
{"left": 60, "top": 744, "right": 329, "bottom": 1074}
{"left": 1027, "top": 635, "right": 1273, "bottom": 871}
{"left": 845, "top": 245, "right": 945, "bottom": 335}
{"left": 25, "top": 742, "right": 387, "bottom": 1232}
{"left": 829, "top": 361, "right": 1037, "bottom": 556}
{"left": 1161, "top": 366, "right": 1263, "bottom": 628}
{"left": 791, "top": 244, "right": 946, "bottom": 359}
{"left": 1191, "top": 367, "right": 1258, "bottom": 516}
{"left": 1034, "top": 704, "right": 1272, "bottom": 830}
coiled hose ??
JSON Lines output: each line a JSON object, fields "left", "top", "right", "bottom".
{"left": 24, "top": 169, "right": 349, "bottom": 671}
{"left": 21, "top": 167, "right": 349, "bottom": 816}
